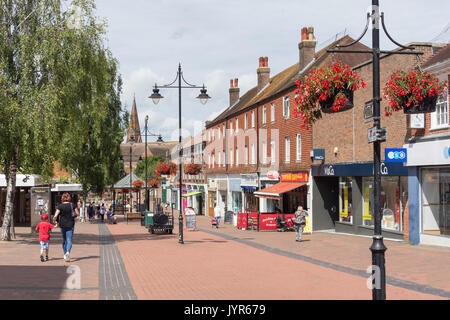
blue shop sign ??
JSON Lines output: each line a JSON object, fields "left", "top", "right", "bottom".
{"left": 313, "top": 149, "right": 325, "bottom": 161}
{"left": 312, "top": 161, "right": 408, "bottom": 177}
{"left": 385, "top": 148, "right": 407, "bottom": 163}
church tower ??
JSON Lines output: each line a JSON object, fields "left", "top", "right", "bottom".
{"left": 126, "top": 96, "right": 142, "bottom": 143}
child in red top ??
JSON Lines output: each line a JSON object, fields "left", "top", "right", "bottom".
{"left": 36, "top": 214, "right": 54, "bottom": 262}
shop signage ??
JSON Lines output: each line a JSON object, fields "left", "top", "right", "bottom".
{"left": 267, "top": 171, "right": 279, "bottom": 180}
{"left": 364, "top": 100, "right": 374, "bottom": 122}
{"left": 385, "top": 148, "right": 407, "bottom": 163}
{"left": 313, "top": 149, "right": 325, "bottom": 161}
{"left": 410, "top": 114, "right": 425, "bottom": 129}
{"left": 280, "top": 172, "right": 309, "bottom": 182}
{"left": 404, "top": 139, "right": 450, "bottom": 167}
{"left": 312, "top": 161, "right": 408, "bottom": 177}
{"left": 208, "top": 179, "right": 218, "bottom": 190}
{"left": 241, "top": 174, "right": 258, "bottom": 187}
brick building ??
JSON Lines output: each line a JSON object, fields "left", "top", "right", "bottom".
{"left": 403, "top": 43, "right": 450, "bottom": 247}
{"left": 204, "top": 27, "right": 370, "bottom": 222}
{"left": 310, "top": 42, "right": 444, "bottom": 241}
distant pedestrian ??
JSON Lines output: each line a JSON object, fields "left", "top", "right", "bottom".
{"left": 294, "top": 205, "right": 307, "bottom": 242}
{"left": 53, "top": 193, "right": 79, "bottom": 262}
{"left": 77, "top": 199, "right": 82, "bottom": 220}
{"left": 87, "top": 203, "right": 94, "bottom": 220}
{"left": 36, "top": 214, "right": 54, "bottom": 262}
{"left": 214, "top": 203, "right": 221, "bottom": 228}
{"left": 100, "top": 203, "right": 106, "bottom": 222}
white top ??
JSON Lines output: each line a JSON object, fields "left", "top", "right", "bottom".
{"left": 214, "top": 206, "right": 222, "bottom": 218}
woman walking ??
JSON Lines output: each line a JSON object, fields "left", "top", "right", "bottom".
{"left": 53, "top": 193, "right": 79, "bottom": 262}
{"left": 294, "top": 205, "right": 307, "bottom": 242}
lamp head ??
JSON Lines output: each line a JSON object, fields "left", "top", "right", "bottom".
{"left": 149, "top": 85, "right": 163, "bottom": 105}
{"left": 196, "top": 85, "right": 211, "bottom": 105}
{"left": 157, "top": 135, "right": 164, "bottom": 145}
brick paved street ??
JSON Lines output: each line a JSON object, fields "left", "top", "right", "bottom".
{"left": 0, "top": 215, "right": 449, "bottom": 300}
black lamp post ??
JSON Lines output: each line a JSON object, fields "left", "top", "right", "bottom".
{"left": 150, "top": 63, "right": 210, "bottom": 244}
{"left": 327, "top": 0, "right": 424, "bottom": 300}
{"left": 129, "top": 136, "right": 135, "bottom": 223}
{"left": 143, "top": 114, "right": 164, "bottom": 211}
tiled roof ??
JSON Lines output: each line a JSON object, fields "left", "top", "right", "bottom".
{"left": 206, "top": 35, "right": 371, "bottom": 127}
{"left": 422, "top": 43, "right": 450, "bottom": 69}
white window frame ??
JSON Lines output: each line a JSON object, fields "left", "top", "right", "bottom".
{"left": 251, "top": 110, "right": 255, "bottom": 128}
{"left": 262, "top": 106, "right": 267, "bottom": 124}
{"left": 283, "top": 96, "right": 290, "bottom": 119}
{"left": 271, "top": 140, "right": 276, "bottom": 163}
{"left": 230, "top": 148, "right": 233, "bottom": 167}
{"left": 271, "top": 103, "right": 275, "bottom": 122}
{"left": 223, "top": 152, "right": 225, "bottom": 167}
{"left": 218, "top": 151, "right": 221, "bottom": 167}
{"left": 430, "top": 89, "right": 449, "bottom": 130}
{"left": 236, "top": 148, "right": 239, "bottom": 166}
{"left": 285, "top": 136, "right": 290, "bottom": 163}
{"left": 296, "top": 134, "right": 302, "bottom": 162}
{"left": 251, "top": 144, "right": 256, "bottom": 164}
{"left": 236, "top": 118, "right": 239, "bottom": 133}
{"left": 262, "top": 141, "right": 267, "bottom": 165}
{"left": 245, "top": 114, "right": 248, "bottom": 130}
{"left": 245, "top": 146, "right": 248, "bottom": 165}
{"left": 230, "top": 121, "right": 233, "bottom": 135}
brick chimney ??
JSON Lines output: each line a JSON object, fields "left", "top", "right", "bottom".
{"left": 257, "top": 56, "right": 270, "bottom": 92}
{"left": 229, "top": 78, "right": 240, "bottom": 107}
{"left": 298, "top": 26, "right": 316, "bottom": 71}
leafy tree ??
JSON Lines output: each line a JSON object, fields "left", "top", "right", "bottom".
{"left": 135, "top": 155, "right": 166, "bottom": 182}
{"left": 0, "top": 0, "right": 125, "bottom": 240}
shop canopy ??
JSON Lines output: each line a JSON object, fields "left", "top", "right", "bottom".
{"left": 254, "top": 182, "right": 306, "bottom": 199}
{"left": 182, "top": 191, "right": 203, "bottom": 198}
{"left": 109, "top": 172, "right": 142, "bottom": 190}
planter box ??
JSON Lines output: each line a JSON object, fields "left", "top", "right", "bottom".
{"left": 403, "top": 95, "right": 438, "bottom": 114}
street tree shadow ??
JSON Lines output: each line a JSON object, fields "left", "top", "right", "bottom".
{"left": 0, "top": 266, "right": 68, "bottom": 300}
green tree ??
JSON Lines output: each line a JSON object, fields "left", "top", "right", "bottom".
{"left": 0, "top": 0, "right": 125, "bottom": 240}
{"left": 135, "top": 155, "right": 166, "bottom": 181}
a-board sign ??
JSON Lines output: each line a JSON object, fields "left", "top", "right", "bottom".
{"left": 185, "top": 207, "right": 196, "bottom": 230}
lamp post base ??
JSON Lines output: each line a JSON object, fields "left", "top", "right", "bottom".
{"left": 369, "top": 235, "right": 387, "bottom": 300}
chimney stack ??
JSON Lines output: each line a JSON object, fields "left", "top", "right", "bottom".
{"left": 229, "top": 78, "right": 240, "bottom": 107}
{"left": 257, "top": 56, "right": 270, "bottom": 92}
{"left": 299, "top": 26, "right": 316, "bottom": 71}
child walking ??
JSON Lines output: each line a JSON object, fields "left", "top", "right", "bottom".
{"left": 36, "top": 214, "right": 54, "bottom": 262}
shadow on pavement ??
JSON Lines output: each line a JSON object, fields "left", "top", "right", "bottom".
{"left": 0, "top": 266, "right": 68, "bottom": 300}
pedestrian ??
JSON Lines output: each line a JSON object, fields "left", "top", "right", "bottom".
{"left": 77, "top": 199, "right": 83, "bottom": 221}
{"left": 214, "top": 203, "right": 221, "bottom": 228}
{"left": 53, "top": 193, "right": 79, "bottom": 262}
{"left": 87, "top": 203, "right": 94, "bottom": 221}
{"left": 294, "top": 205, "right": 307, "bottom": 242}
{"left": 36, "top": 214, "right": 54, "bottom": 262}
{"left": 100, "top": 203, "right": 106, "bottom": 222}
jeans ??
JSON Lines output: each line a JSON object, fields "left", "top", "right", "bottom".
{"left": 61, "top": 227, "right": 74, "bottom": 254}
{"left": 215, "top": 216, "right": 220, "bottom": 226}
{"left": 296, "top": 226, "right": 304, "bottom": 241}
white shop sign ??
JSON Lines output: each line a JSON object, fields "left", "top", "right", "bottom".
{"left": 404, "top": 138, "right": 450, "bottom": 166}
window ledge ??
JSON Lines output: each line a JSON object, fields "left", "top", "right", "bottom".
{"left": 429, "top": 125, "right": 450, "bottom": 131}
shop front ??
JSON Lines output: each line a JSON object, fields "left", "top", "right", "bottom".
{"left": 207, "top": 179, "right": 217, "bottom": 217}
{"left": 241, "top": 174, "right": 258, "bottom": 213}
{"left": 405, "top": 137, "right": 450, "bottom": 247}
{"left": 229, "top": 178, "right": 242, "bottom": 214}
{"left": 258, "top": 171, "right": 280, "bottom": 213}
{"left": 312, "top": 162, "right": 408, "bottom": 240}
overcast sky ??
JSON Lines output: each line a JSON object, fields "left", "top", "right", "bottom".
{"left": 94, "top": 0, "right": 449, "bottom": 142}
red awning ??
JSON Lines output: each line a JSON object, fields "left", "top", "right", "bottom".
{"left": 254, "top": 182, "right": 306, "bottom": 199}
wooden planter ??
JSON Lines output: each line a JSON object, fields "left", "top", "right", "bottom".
{"left": 319, "top": 89, "right": 354, "bottom": 113}
{"left": 403, "top": 95, "right": 438, "bottom": 114}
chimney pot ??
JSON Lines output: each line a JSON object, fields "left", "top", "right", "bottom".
{"left": 230, "top": 79, "right": 234, "bottom": 88}
{"left": 259, "top": 57, "right": 264, "bottom": 68}
{"left": 299, "top": 26, "right": 317, "bottom": 70}
{"left": 264, "top": 57, "right": 268, "bottom": 67}
{"left": 301, "top": 27, "right": 308, "bottom": 41}
{"left": 257, "top": 57, "right": 270, "bottom": 92}
{"left": 234, "top": 78, "right": 238, "bottom": 88}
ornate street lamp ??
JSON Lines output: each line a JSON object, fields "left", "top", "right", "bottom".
{"left": 327, "top": 0, "right": 424, "bottom": 300}
{"left": 149, "top": 63, "right": 210, "bottom": 244}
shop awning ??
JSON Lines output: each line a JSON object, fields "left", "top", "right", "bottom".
{"left": 254, "top": 182, "right": 306, "bottom": 199}
{"left": 182, "top": 191, "right": 203, "bottom": 198}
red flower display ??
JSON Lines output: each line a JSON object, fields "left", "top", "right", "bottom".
{"left": 132, "top": 180, "right": 144, "bottom": 189}
{"left": 184, "top": 163, "right": 202, "bottom": 175}
{"left": 383, "top": 69, "right": 447, "bottom": 115}
{"left": 294, "top": 61, "right": 366, "bottom": 128}
{"left": 155, "top": 161, "right": 177, "bottom": 177}
{"left": 147, "top": 179, "right": 159, "bottom": 188}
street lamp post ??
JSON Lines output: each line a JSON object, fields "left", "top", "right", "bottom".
{"left": 129, "top": 136, "right": 135, "bottom": 223}
{"left": 150, "top": 63, "right": 210, "bottom": 244}
{"left": 327, "top": 0, "right": 424, "bottom": 300}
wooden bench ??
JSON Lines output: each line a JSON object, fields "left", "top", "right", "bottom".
{"left": 125, "top": 212, "right": 142, "bottom": 220}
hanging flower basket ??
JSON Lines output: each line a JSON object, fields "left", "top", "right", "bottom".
{"left": 184, "top": 163, "right": 202, "bottom": 175}
{"left": 147, "top": 179, "right": 159, "bottom": 188}
{"left": 294, "top": 61, "right": 366, "bottom": 128}
{"left": 132, "top": 180, "right": 144, "bottom": 189}
{"left": 383, "top": 69, "right": 447, "bottom": 116}
{"left": 155, "top": 161, "right": 177, "bottom": 177}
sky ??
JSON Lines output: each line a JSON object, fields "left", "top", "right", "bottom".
{"left": 93, "top": 0, "right": 449, "bottom": 143}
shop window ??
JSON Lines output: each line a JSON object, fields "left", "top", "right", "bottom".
{"left": 362, "top": 176, "right": 407, "bottom": 232}
{"left": 422, "top": 168, "right": 450, "bottom": 236}
{"left": 339, "top": 177, "right": 352, "bottom": 224}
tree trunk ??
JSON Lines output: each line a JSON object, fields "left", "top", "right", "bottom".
{"left": 1, "top": 158, "right": 18, "bottom": 241}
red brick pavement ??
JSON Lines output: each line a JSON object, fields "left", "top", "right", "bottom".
{"left": 0, "top": 223, "right": 100, "bottom": 300}
{"left": 108, "top": 215, "right": 447, "bottom": 300}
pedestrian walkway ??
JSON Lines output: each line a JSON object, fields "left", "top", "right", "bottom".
{"left": 0, "top": 214, "right": 448, "bottom": 300}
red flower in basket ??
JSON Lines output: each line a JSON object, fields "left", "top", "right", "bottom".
{"left": 383, "top": 68, "right": 447, "bottom": 115}
{"left": 294, "top": 61, "right": 366, "bottom": 129}
{"left": 147, "top": 178, "right": 159, "bottom": 188}
{"left": 132, "top": 180, "right": 144, "bottom": 189}
{"left": 184, "top": 163, "right": 202, "bottom": 175}
{"left": 155, "top": 161, "right": 177, "bottom": 177}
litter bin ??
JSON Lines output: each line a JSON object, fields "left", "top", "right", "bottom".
{"left": 144, "top": 211, "right": 154, "bottom": 229}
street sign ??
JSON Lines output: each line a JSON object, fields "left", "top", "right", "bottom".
{"left": 385, "top": 148, "right": 407, "bottom": 163}
{"left": 368, "top": 127, "right": 387, "bottom": 143}
{"left": 364, "top": 101, "right": 374, "bottom": 122}
{"left": 312, "top": 149, "right": 325, "bottom": 161}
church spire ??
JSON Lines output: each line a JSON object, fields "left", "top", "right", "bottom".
{"left": 126, "top": 95, "right": 142, "bottom": 143}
